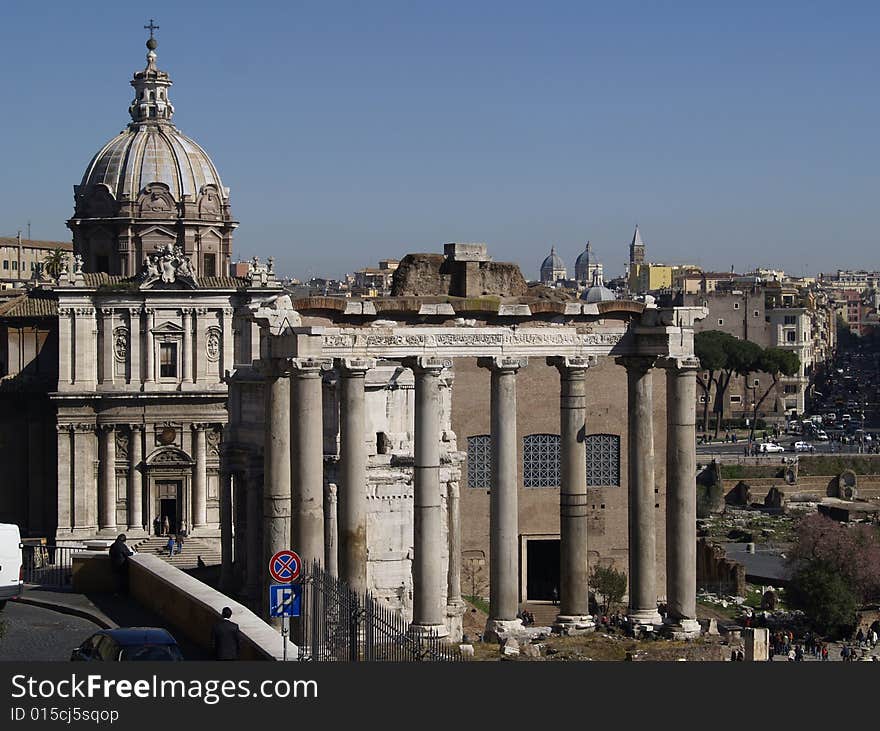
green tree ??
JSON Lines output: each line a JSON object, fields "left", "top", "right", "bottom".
{"left": 590, "top": 565, "right": 627, "bottom": 616}
{"left": 786, "top": 561, "right": 858, "bottom": 636}
{"left": 694, "top": 330, "right": 727, "bottom": 434}
{"left": 43, "top": 248, "right": 67, "bottom": 278}
{"left": 748, "top": 347, "right": 800, "bottom": 441}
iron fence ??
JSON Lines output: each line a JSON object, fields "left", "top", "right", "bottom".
{"left": 21, "top": 544, "right": 76, "bottom": 587}
{"left": 296, "top": 561, "right": 462, "bottom": 662}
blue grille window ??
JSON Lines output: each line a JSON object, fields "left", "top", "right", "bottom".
{"left": 523, "top": 434, "right": 560, "bottom": 487}
{"left": 586, "top": 434, "right": 621, "bottom": 486}
{"left": 467, "top": 435, "right": 492, "bottom": 488}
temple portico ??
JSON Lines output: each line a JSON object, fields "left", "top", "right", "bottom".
{"left": 245, "top": 291, "right": 707, "bottom": 640}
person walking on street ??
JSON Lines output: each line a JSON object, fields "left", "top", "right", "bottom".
{"left": 212, "top": 607, "right": 240, "bottom": 660}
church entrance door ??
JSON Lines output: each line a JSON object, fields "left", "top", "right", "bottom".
{"left": 155, "top": 481, "right": 181, "bottom": 535}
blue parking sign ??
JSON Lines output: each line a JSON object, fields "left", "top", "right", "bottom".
{"left": 269, "top": 583, "right": 301, "bottom": 618}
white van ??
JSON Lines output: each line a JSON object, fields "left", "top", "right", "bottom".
{"left": 0, "top": 523, "right": 23, "bottom": 610}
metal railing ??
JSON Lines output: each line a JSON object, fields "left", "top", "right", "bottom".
{"left": 21, "top": 544, "right": 77, "bottom": 588}
{"left": 296, "top": 561, "right": 462, "bottom": 662}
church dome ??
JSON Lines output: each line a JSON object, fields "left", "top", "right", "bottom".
{"left": 541, "top": 247, "right": 565, "bottom": 272}
{"left": 575, "top": 241, "right": 602, "bottom": 283}
{"left": 79, "top": 126, "right": 225, "bottom": 203}
{"left": 73, "top": 36, "right": 228, "bottom": 212}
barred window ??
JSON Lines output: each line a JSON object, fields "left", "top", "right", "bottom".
{"left": 586, "top": 434, "right": 621, "bottom": 486}
{"left": 523, "top": 434, "right": 560, "bottom": 487}
{"left": 467, "top": 435, "right": 492, "bottom": 488}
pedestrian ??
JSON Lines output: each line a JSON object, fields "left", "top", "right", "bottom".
{"left": 787, "top": 647, "right": 796, "bottom": 662}
{"left": 211, "top": 607, "right": 240, "bottom": 660}
{"left": 552, "top": 586, "right": 559, "bottom": 606}
{"left": 162, "top": 515, "right": 170, "bottom": 537}
{"left": 165, "top": 535, "right": 174, "bottom": 556}
{"left": 153, "top": 515, "right": 161, "bottom": 537}
{"left": 174, "top": 534, "right": 183, "bottom": 555}
{"left": 179, "top": 520, "right": 188, "bottom": 539}
{"left": 108, "top": 534, "right": 133, "bottom": 596}
{"left": 822, "top": 644, "right": 829, "bottom": 662}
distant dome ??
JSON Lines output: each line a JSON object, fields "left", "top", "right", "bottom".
{"left": 581, "top": 269, "right": 616, "bottom": 303}
{"left": 575, "top": 241, "right": 602, "bottom": 283}
{"left": 540, "top": 246, "right": 567, "bottom": 284}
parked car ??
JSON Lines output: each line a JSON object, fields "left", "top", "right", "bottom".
{"left": 759, "top": 442, "right": 785, "bottom": 454}
{"left": 71, "top": 628, "right": 184, "bottom": 662}
{"left": 814, "top": 430, "right": 829, "bottom": 441}
{"left": 792, "top": 441, "right": 814, "bottom": 452}
{"left": 0, "top": 523, "right": 23, "bottom": 611}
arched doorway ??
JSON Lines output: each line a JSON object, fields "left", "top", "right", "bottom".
{"left": 145, "top": 447, "right": 194, "bottom": 536}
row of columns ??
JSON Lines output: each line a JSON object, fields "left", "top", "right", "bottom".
{"left": 260, "top": 355, "right": 457, "bottom": 635}
{"left": 478, "top": 354, "right": 699, "bottom": 637}
{"left": 55, "top": 422, "right": 215, "bottom": 536}
{"left": 258, "top": 349, "right": 699, "bottom": 638}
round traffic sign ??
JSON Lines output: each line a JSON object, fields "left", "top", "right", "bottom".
{"left": 269, "top": 549, "right": 301, "bottom": 583}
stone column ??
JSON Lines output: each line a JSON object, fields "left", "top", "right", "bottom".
{"left": 219, "top": 467, "right": 233, "bottom": 591}
{"left": 192, "top": 424, "right": 208, "bottom": 530}
{"left": 324, "top": 483, "right": 339, "bottom": 577}
{"left": 406, "top": 356, "right": 451, "bottom": 638}
{"left": 101, "top": 308, "right": 114, "bottom": 385}
{"left": 99, "top": 425, "right": 117, "bottom": 534}
{"left": 58, "top": 308, "right": 72, "bottom": 386}
{"left": 549, "top": 356, "right": 595, "bottom": 632}
{"left": 479, "top": 356, "right": 527, "bottom": 639}
{"left": 291, "top": 358, "right": 330, "bottom": 569}
{"left": 144, "top": 309, "right": 155, "bottom": 385}
{"left": 661, "top": 357, "right": 701, "bottom": 637}
{"left": 182, "top": 308, "right": 193, "bottom": 385}
{"left": 445, "top": 480, "right": 464, "bottom": 625}
{"left": 245, "top": 472, "right": 262, "bottom": 606}
{"left": 128, "top": 425, "right": 143, "bottom": 532}
{"left": 222, "top": 307, "right": 235, "bottom": 378}
{"left": 56, "top": 425, "right": 73, "bottom": 537}
{"left": 617, "top": 356, "right": 662, "bottom": 628}
{"left": 128, "top": 308, "right": 141, "bottom": 387}
{"left": 337, "top": 357, "right": 374, "bottom": 593}
{"left": 73, "top": 424, "right": 98, "bottom": 532}
{"left": 262, "top": 359, "right": 292, "bottom": 621}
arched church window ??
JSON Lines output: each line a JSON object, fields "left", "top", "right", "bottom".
{"left": 523, "top": 434, "right": 560, "bottom": 488}
{"left": 466, "top": 435, "right": 491, "bottom": 488}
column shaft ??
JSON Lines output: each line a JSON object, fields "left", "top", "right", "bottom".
{"left": 128, "top": 426, "right": 143, "bottom": 531}
{"left": 263, "top": 366, "right": 291, "bottom": 620}
{"left": 553, "top": 359, "right": 592, "bottom": 624}
{"left": 56, "top": 427, "right": 72, "bottom": 536}
{"left": 291, "top": 362, "right": 326, "bottom": 569}
{"left": 446, "top": 481, "right": 462, "bottom": 608}
{"left": 144, "top": 310, "right": 154, "bottom": 384}
{"left": 409, "top": 358, "right": 449, "bottom": 636}
{"left": 338, "top": 361, "right": 369, "bottom": 593}
{"left": 622, "top": 357, "right": 662, "bottom": 625}
{"left": 101, "top": 311, "right": 114, "bottom": 385}
{"left": 193, "top": 426, "right": 208, "bottom": 529}
{"left": 99, "top": 426, "right": 117, "bottom": 531}
{"left": 665, "top": 363, "right": 699, "bottom": 630}
{"left": 220, "top": 469, "right": 233, "bottom": 591}
{"left": 480, "top": 357, "right": 525, "bottom": 634}
{"left": 182, "top": 309, "right": 193, "bottom": 385}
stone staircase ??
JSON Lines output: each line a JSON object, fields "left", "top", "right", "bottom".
{"left": 133, "top": 536, "right": 222, "bottom": 570}
{"left": 522, "top": 603, "right": 560, "bottom": 627}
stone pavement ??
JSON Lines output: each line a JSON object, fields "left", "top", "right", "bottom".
{"left": 0, "top": 601, "right": 100, "bottom": 661}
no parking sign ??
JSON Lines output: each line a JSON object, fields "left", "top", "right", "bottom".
{"left": 269, "top": 549, "right": 301, "bottom": 583}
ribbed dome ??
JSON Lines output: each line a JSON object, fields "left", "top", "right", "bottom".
{"left": 80, "top": 125, "right": 225, "bottom": 202}
{"left": 541, "top": 247, "right": 565, "bottom": 272}
{"left": 575, "top": 242, "right": 598, "bottom": 270}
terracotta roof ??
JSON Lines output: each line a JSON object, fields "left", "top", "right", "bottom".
{"left": 0, "top": 237, "right": 72, "bottom": 251}
{"left": 195, "top": 276, "right": 249, "bottom": 289}
{"left": 0, "top": 290, "right": 58, "bottom": 318}
{"left": 83, "top": 273, "right": 128, "bottom": 287}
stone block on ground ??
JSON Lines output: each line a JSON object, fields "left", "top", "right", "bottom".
{"left": 500, "top": 637, "right": 520, "bottom": 656}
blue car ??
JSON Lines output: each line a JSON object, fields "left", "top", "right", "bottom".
{"left": 71, "top": 627, "right": 184, "bottom": 661}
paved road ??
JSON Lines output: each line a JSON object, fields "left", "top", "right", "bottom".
{"left": 0, "top": 601, "right": 100, "bottom": 661}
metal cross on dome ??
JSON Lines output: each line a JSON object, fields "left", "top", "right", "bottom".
{"left": 144, "top": 19, "right": 159, "bottom": 39}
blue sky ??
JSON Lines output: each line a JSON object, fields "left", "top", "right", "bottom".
{"left": 1, "top": 1, "right": 877, "bottom": 279}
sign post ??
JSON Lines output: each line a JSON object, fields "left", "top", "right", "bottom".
{"left": 268, "top": 550, "right": 302, "bottom": 662}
